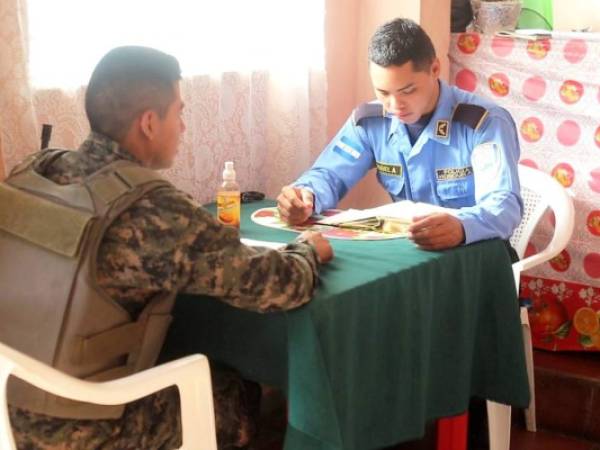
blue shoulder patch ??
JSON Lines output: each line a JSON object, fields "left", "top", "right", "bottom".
{"left": 332, "top": 135, "right": 363, "bottom": 162}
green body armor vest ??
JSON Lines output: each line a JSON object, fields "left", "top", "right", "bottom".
{"left": 0, "top": 151, "right": 177, "bottom": 419}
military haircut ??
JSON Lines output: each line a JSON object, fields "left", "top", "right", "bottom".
{"left": 368, "top": 18, "right": 436, "bottom": 72}
{"left": 85, "top": 46, "right": 182, "bottom": 141}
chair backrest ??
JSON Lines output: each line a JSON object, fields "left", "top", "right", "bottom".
{"left": 510, "top": 164, "right": 575, "bottom": 274}
{"left": 0, "top": 341, "right": 217, "bottom": 450}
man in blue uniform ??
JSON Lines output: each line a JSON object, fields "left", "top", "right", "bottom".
{"left": 277, "top": 17, "right": 522, "bottom": 251}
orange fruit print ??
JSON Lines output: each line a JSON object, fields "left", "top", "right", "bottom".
{"left": 573, "top": 307, "right": 600, "bottom": 336}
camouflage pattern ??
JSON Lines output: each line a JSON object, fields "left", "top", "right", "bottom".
{"left": 9, "top": 387, "right": 183, "bottom": 450}
{"left": 9, "top": 132, "right": 320, "bottom": 449}
{"left": 9, "top": 365, "right": 260, "bottom": 449}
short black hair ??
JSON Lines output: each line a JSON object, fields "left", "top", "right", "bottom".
{"left": 85, "top": 46, "right": 182, "bottom": 141}
{"left": 368, "top": 18, "right": 436, "bottom": 71}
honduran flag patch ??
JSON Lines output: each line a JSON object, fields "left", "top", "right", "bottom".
{"left": 332, "top": 136, "right": 363, "bottom": 162}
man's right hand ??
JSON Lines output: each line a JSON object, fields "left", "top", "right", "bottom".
{"left": 277, "top": 185, "right": 314, "bottom": 225}
{"left": 297, "top": 231, "right": 333, "bottom": 264}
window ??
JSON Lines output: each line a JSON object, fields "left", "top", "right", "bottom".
{"left": 27, "top": 0, "right": 325, "bottom": 89}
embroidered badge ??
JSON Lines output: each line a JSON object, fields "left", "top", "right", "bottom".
{"left": 472, "top": 142, "right": 502, "bottom": 193}
{"left": 436, "top": 166, "right": 473, "bottom": 181}
{"left": 435, "top": 120, "right": 449, "bottom": 138}
{"left": 332, "top": 136, "right": 363, "bottom": 162}
{"left": 472, "top": 142, "right": 499, "bottom": 172}
{"left": 376, "top": 162, "right": 403, "bottom": 177}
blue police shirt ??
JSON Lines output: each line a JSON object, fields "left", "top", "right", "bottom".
{"left": 294, "top": 80, "right": 522, "bottom": 245}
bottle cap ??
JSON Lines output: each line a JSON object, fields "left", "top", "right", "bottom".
{"left": 223, "top": 161, "right": 236, "bottom": 181}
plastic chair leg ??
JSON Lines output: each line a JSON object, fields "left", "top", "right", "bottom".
{"left": 520, "top": 307, "right": 537, "bottom": 432}
{"left": 487, "top": 400, "right": 511, "bottom": 450}
{"left": 437, "top": 412, "right": 468, "bottom": 450}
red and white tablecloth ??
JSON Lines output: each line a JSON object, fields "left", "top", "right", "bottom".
{"left": 450, "top": 32, "right": 600, "bottom": 350}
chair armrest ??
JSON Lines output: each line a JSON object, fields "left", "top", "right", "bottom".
{"left": 514, "top": 205, "right": 575, "bottom": 274}
{"left": 1, "top": 344, "right": 217, "bottom": 450}
{"left": 513, "top": 173, "right": 575, "bottom": 275}
{"left": 9, "top": 353, "right": 209, "bottom": 405}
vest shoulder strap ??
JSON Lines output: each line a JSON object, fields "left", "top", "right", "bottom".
{"left": 86, "top": 161, "right": 170, "bottom": 207}
{"left": 0, "top": 182, "right": 93, "bottom": 257}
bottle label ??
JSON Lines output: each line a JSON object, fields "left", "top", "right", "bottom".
{"left": 217, "top": 191, "right": 240, "bottom": 228}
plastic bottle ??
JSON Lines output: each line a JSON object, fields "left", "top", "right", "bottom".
{"left": 217, "top": 161, "right": 241, "bottom": 228}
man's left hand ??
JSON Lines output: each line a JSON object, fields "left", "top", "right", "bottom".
{"left": 407, "top": 213, "right": 465, "bottom": 251}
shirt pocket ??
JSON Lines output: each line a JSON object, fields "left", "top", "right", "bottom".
{"left": 435, "top": 179, "right": 474, "bottom": 208}
{"left": 376, "top": 172, "right": 405, "bottom": 197}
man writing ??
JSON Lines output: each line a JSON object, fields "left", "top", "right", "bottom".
{"left": 278, "top": 18, "right": 522, "bottom": 251}
{"left": 3, "top": 46, "right": 332, "bottom": 449}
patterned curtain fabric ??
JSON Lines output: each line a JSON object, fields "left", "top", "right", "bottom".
{"left": 1, "top": 3, "right": 327, "bottom": 202}
{"left": 450, "top": 31, "right": 600, "bottom": 288}
{"left": 32, "top": 71, "right": 326, "bottom": 203}
{"left": 450, "top": 32, "right": 600, "bottom": 350}
{"left": 0, "top": 0, "right": 38, "bottom": 180}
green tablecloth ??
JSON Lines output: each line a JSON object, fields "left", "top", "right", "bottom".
{"left": 163, "top": 200, "right": 529, "bottom": 450}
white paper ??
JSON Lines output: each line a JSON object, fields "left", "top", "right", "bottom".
{"left": 316, "top": 208, "right": 372, "bottom": 225}
{"left": 318, "top": 200, "right": 457, "bottom": 225}
{"left": 241, "top": 237, "right": 286, "bottom": 250}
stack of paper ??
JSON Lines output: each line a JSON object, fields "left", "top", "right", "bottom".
{"left": 318, "top": 200, "right": 456, "bottom": 228}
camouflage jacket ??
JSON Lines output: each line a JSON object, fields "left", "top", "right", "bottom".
{"left": 9, "top": 132, "right": 320, "bottom": 449}
{"left": 33, "top": 132, "right": 320, "bottom": 317}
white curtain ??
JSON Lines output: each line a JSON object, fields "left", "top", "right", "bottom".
{"left": 168, "top": 70, "right": 326, "bottom": 201}
{"left": 3, "top": 1, "right": 327, "bottom": 202}
{"left": 31, "top": 71, "right": 326, "bottom": 203}
{"left": 0, "top": 0, "right": 38, "bottom": 179}
{"left": 27, "top": 1, "right": 325, "bottom": 90}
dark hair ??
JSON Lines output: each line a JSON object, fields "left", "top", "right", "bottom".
{"left": 368, "top": 18, "right": 436, "bottom": 71}
{"left": 85, "top": 46, "right": 182, "bottom": 141}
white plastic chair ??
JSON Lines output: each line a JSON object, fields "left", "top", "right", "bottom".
{"left": 0, "top": 341, "right": 217, "bottom": 450}
{"left": 486, "top": 164, "right": 575, "bottom": 450}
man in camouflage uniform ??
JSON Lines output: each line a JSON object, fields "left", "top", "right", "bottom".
{"left": 7, "top": 46, "right": 333, "bottom": 449}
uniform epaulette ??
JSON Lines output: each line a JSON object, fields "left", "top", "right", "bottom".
{"left": 352, "top": 102, "right": 385, "bottom": 126}
{"left": 452, "top": 103, "right": 488, "bottom": 131}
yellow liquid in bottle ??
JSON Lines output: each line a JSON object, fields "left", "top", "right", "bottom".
{"left": 217, "top": 190, "right": 240, "bottom": 228}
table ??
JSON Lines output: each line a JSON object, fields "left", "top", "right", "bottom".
{"left": 163, "top": 200, "right": 529, "bottom": 450}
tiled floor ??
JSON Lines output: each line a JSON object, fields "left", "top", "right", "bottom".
{"left": 252, "top": 387, "right": 600, "bottom": 450}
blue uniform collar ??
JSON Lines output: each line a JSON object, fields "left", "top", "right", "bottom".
{"left": 387, "top": 80, "right": 455, "bottom": 146}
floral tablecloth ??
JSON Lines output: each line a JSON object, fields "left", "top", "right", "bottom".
{"left": 450, "top": 32, "right": 600, "bottom": 350}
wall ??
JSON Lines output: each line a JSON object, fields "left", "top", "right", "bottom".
{"left": 0, "top": 145, "right": 4, "bottom": 179}
{"left": 354, "top": 1, "right": 421, "bottom": 105}
{"left": 324, "top": 0, "right": 360, "bottom": 145}
{"left": 325, "top": 0, "right": 451, "bottom": 210}
{"left": 421, "top": 0, "right": 450, "bottom": 82}
{"left": 553, "top": 0, "right": 600, "bottom": 31}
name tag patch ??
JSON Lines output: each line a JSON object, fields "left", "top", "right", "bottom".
{"left": 333, "top": 136, "right": 363, "bottom": 162}
{"left": 376, "top": 162, "right": 403, "bottom": 177}
{"left": 436, "top": 166, "right": 473, "bottom": 181}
